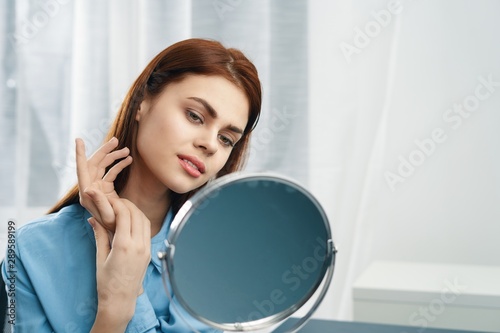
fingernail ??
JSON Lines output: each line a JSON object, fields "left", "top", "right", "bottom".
{"left": 87, "top": 218, "right": 95, "bottom": 228}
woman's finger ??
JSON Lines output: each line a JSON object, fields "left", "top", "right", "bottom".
{"left": 76, "top": 138, "right": 91, "bottom": 191}
{"left": 109, "top": 198, "right": 132, "bottom": 244}
{"left": 77, "top": 137, "right": 121, "bottom": 190}
{"left": 102, "top": 156, "right": 133, "bottom": 182}
{"left": 122, "top": 200, "right": 147, "bottom": 243}
{"left": 97, "top": 147, "right": 130, "bottom": 170}
{"left": 85, "top": 188, "right": 115, "bottom": 230}
{"left": 88, "top": 137, "right": 119, "bottom": 165}
{"left": 89, "top": 217, "right": 111, "bottom": 268}
{"left": 121, "top": 200, "right": 150, "bottom": 297}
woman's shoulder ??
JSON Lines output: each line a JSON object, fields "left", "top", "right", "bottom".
{"left": 16, "top": 203, "right": 91, "bottom": 249}
{"left": 18, "top": 203, "right": 88, "bottom": 232}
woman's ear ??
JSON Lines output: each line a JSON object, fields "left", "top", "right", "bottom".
{"left": 136, "top": 100, "right": 149, "bottom": 121}
{"left": 135, "top": 105, "right": 142, "bottom": 121}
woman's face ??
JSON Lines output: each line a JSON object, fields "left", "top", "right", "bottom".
{"left": 134, "top": 74, "right": 249, "bottom": 194}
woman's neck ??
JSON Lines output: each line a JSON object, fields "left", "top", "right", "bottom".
{"left": 120, "top": 164, "right": 171, "bottom": 237}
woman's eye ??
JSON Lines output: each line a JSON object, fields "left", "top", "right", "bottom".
{"left": 187, "top": 110, "right": 203, "bottom": 123}
{"left": 218, "top": 134, "right": 234, "bottom": 147}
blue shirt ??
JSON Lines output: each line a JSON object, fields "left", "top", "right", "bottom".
{"left": 2, "top": 204, "right": 220, "bottom": 333}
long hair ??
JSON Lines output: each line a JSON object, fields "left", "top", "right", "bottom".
{"left": 49, "top": 38, "right": 262, "bottom": 214}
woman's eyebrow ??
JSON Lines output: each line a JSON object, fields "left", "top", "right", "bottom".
{"left": 187, "top": 96, "right": 244, "bottom": 134}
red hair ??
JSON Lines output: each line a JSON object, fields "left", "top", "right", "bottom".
{"left": 49, "top": 38, "right": 262, "bottom": 214}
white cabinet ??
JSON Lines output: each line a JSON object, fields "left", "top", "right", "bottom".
{"left": 353, "top": 261, "right": 500, "bottom": 332}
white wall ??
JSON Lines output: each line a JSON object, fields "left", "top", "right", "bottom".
{"left": 308, "top": 0, "right": 500, "bottom": 320}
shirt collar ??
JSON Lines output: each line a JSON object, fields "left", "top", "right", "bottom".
{"left": 150, "top": 208, "right": 174, "bottom": 273}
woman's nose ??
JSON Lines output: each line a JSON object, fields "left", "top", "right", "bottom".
{"left": 194, "top": 132, "right": 218, "bottom": 155}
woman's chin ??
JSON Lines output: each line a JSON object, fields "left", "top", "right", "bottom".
{"left": 166, "top": 178, "right": 207, "bottom": 195}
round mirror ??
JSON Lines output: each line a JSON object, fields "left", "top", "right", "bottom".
{"left": 158, "top": 172, "right": 336, "bottom": 332}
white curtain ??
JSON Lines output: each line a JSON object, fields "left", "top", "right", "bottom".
{"left": 0, "top": 0, "right": 309, "bottom": 218}
{"left": 1, "top": 0, "right": 500, "bottom": 322}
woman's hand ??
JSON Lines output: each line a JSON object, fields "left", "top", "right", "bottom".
{"left": 89, "top": 197, "right": 151, "bottom": 332}
{"left": 76, "top": 137, "right": 132, "bottom": 231}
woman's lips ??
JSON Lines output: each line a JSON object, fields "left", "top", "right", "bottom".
{"left": 178, "top": 155, "right": 205, "bottom": 178}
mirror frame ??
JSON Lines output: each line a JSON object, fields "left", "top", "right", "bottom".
{"left": 158, "top": 172, "right": 337, "bottom": 332}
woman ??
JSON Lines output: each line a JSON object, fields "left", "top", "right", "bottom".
{"left": 2, "top": 38, "right": 262, "bottom": 332}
